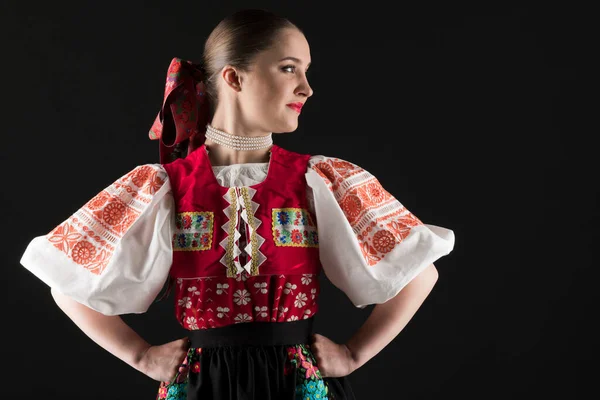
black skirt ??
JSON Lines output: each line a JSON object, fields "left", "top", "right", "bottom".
{"left": 155, "top": 318, "right": 356, "bottom": 400}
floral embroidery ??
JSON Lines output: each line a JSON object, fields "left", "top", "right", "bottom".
{"left": 233, "top": 289, "right": 251, "bottom": 306}
{"left": 285, "top": 344, "right": 329, "bottom": 399}
{"left": 310, "top": 156, "right": 424, "bottom": 266}
{"left": 174, "top": 274, "right": 319, "bottom": 330}
{"left": 172, "top": 211, "right": 214, "bottom": 251}
{"left": 301, "top": 274, "right": 312, "bottom": 285}
{"left": 186, "top": 316, "right": 199, "bottom": 329}
{"left": 234, "top": 313, "right": 253, "bottom": 323}
{"left": 254, "top": 282, "right": 268, "bottom": 294}
{"left": 154, "top": 344, "right": 331, "bottom": 399}
{"left": 216, "top": 307, "right": 230, "bottom": 318}
{"left": 216, "top": 283, "right": 229, "bottom": 294}
{"left": 294, "top": 293, "right": 308, "bottom": 308}
{"left": 155, "top": 347, "right": 203, "bottom": 400}
{"left": 284, "top": 283, "right": 297, "bottom": 294}
{"left": 272, "top": 208, "right": 319, "bottom": 247}
{"left": 255, "top": 305, "right": 268, "bottom": 318}
{"left": 46, "top": 165, "right": 167, "bottom": 275}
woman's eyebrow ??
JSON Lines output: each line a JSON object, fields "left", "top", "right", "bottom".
{"left": 278, "top": 57, "right": 311, "bottom": 68}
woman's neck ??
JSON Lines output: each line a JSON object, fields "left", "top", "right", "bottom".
{"left": 207, "top": 101, "right": 275, "bottom": 165}
{"left": 203, "top": 120, "right": 272, "bottom": 165}
{"left": 204, "top": 140, "right": 272, "bottom": 166}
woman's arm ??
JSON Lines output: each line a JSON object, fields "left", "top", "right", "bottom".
{"left": 311, "top": 264, "right": 439, "bottom": 377}
{"left": 50, "top": 287, "right": 152, "bottom": 371}
{"left": 50, "top": 288, "right": 189, "bottom": 382}
{"left": 346, "top": 263, "right": 439, "bottom": 371}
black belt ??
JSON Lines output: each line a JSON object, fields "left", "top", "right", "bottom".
{"left": 187, "top": 318, "right": 314, "bottom": 348}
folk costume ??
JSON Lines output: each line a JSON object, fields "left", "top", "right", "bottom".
{"left": 20, "top": 58, "right": 455, "bottom": 399}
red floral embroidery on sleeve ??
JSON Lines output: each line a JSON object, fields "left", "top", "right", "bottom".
{"left": 46, "top": 165, "right": 167, "bottom": 275}
{"left": 310, "top": 157, "right": 423, "bottom": 266}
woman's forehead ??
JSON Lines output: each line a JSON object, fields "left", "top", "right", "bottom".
{"left": 262, "top": 30, "right": 311, "bottom": 65}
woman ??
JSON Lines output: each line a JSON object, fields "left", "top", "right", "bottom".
{"left": 20, "top": 9, "right": 455, "bottom": 400}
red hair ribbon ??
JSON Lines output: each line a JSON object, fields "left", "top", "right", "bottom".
{"left": 148, "top": 57, "right": 211, "bottom": 164}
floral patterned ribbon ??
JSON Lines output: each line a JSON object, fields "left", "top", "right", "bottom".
{"left": 148, "top": 57, "right": 211, "bottom": 164}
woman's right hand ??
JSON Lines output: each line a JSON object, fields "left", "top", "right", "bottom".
{"left": 139, "top": 337, "right": 191, "bottom": 382}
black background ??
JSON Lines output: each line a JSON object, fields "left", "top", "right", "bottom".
{"left": 0, "top": 1, "right": 596, "bottom": 399}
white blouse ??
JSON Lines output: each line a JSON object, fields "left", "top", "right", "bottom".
{"left": 20, "top": 155, "right": 455, "bottom": 315}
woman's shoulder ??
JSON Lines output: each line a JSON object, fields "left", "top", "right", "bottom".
{"left": 306, "top": 154, "right": 372, "bottom": 187}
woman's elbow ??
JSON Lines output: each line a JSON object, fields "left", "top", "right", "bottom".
{"left": 412, "top": 264, "right": 439, "bottom": 292}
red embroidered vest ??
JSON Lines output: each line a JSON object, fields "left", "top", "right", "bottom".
{"left": 162, "top": 144, "right": 322, "bottom": 329}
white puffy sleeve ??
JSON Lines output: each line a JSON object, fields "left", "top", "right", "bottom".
{"left": 305, "top": 155, "right": 455, "bottom": 309}
{"left": 20, "top": 164, "right": 175, "bottom": 315}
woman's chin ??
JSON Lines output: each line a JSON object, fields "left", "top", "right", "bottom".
{"left": 281, "top": 119, "right": 299, "bottom": 133}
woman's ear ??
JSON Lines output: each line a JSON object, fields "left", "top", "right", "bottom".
{"left": 221, "top": 66, "right": 242, "bottom": 92}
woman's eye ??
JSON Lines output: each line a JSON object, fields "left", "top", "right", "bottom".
{"left": 281, "top": 65, "right": 310, "bottom": 76}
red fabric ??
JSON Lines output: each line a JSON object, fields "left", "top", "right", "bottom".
{"left": 163, "top": 144, "right": 323, "bottom": 329}
{"left": 149, "top": 58, "right": 211, "bottom": 164}
{"left": 172, "top": 273, "right": 321, "bottom": 329}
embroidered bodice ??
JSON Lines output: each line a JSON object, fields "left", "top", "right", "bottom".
{"left": 20, "top": 145, "right": 455, "bottom": 330}
{"left": 164, "top": 145, "right": 322, "bottom": 329}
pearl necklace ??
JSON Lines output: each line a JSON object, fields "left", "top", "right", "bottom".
{"left": 205, "top": 124, "right": 273, "bottom": 151}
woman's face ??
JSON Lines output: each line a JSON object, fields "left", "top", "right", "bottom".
{"left": 238, "top": 28, "right": 313, "bottom": 134}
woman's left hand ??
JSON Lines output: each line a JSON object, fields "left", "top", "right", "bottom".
{"left": 309, "top": 333, "right": 357, "bottom": 378}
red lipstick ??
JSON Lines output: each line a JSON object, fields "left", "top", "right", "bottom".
{"left": 286, "top": 102, "right": 303, "bottom": 113}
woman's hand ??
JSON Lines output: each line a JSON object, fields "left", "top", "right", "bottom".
{"left": 309, "top": 333, "right": 357, "bottom": 378}
{"left": 138, "top": 337, "right": 191, "bottom": 382}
